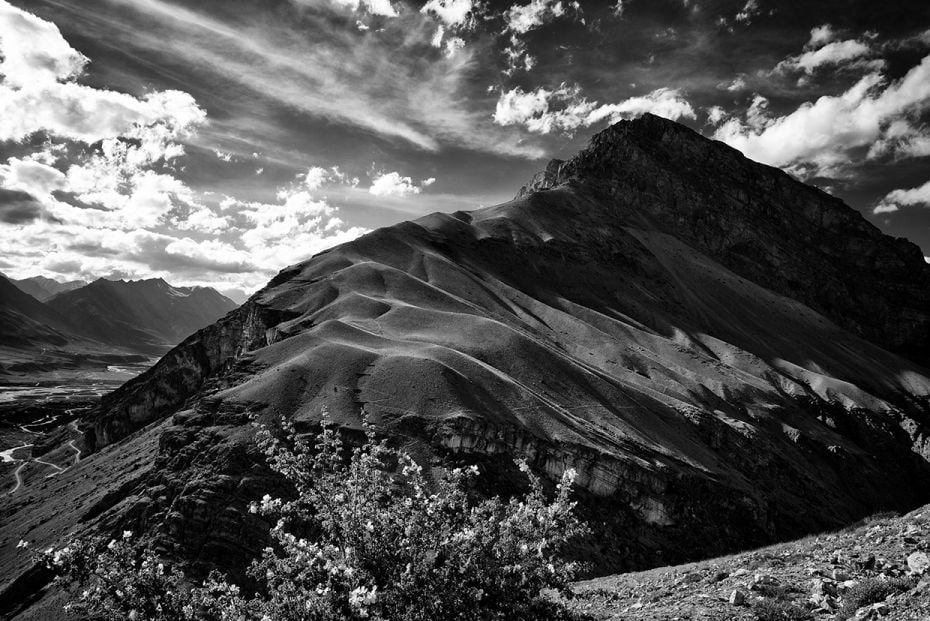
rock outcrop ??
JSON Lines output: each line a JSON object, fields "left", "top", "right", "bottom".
{"left": 5, "top": 115, "right": 930, "bottom": 608}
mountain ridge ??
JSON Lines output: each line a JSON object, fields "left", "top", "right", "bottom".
{"left": 8, "top": 276, "right": 87, "bottom": 302}
{"left": 46, "top": 278, "right": 238, "bottom": 354}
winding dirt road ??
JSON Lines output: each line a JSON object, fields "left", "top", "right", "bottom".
{"left": 4, "top": 419, "right": 83, "bottom": 493}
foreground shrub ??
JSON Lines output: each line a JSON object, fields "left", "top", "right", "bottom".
{"left": 835, "top": 576, "right": 914, "bottom": 619}
{"left": 39, "top": 415, "right": 587, "bottom": 620}
{"left": 751, "top": 596, "right": 812, "bottom": 621}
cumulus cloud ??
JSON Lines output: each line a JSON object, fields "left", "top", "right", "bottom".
{"left": 0, "top": 84, "right": 204, "bottom": 145}
{"left": 300, "top": 166, "right": 360, "bottom": 191}
{"left": 808, "top": 24, "right": 837, "bottom": 48}
{"left": 873, "top": 179, "right": 930, "bottom": 214}
{"left": 0, "top": 2, "right": 204, "bottom": 147}
{"left": 420, "top": 0, "right": 475, "bottom": 27}
{"left": 713, "top": 53, "right": 930, "bottom": 177}
{"left": 493, "top": 84, "right": 695, "bottom": 135}
{"left": 0, "top": 1, "right": 86, "bottom": 87}
{"left": 232, "top": 187, "right": 367, "bottom": 270}
{"left": 368, "top": 172, "right": 434, "bottom": 197}
{"left": 0, "top": 158, "right": 67, "bottom": 197}
{"left": 505, "top": 0, "right": 568, "bottom": 34}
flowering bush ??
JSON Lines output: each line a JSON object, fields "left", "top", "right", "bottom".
{"left": 38, "top": 415, "right": 587, "bottom": 620}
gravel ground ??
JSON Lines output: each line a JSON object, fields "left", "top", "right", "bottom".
{"left": 564, "top": 505, "right": 930, "bottom": 620}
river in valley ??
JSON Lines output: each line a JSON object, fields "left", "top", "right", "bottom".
{"left": 0, "top": 360, "right": 155, "bottom": 496}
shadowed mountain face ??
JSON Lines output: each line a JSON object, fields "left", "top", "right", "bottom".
{"left": 4, "top": 116, "right": 930, "bottom": 607}
{"left": 46, "top": 278, "right": 238, "bottom": 354}
{"left": 0, "top": 275, "right": 77, "bottom": 349}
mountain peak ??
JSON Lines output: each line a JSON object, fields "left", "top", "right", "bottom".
{"left": 512, "top": 115, "right": 930, "bottom": 365}
{"left": 517, "top": 113, "right": 750, "bottom": 199}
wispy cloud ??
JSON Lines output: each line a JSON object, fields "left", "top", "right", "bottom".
{"left": 87, "top": 0, "right": 540, "bottom": 157}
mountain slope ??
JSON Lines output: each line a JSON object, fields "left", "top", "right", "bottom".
{"left": 4, "top": 116, "right": 930, "bottom": 609}
{"left": 46, "top": 278, "right": 238, "bottom": 354}
{"left": 0, "top": 275, "right": 77, "bottom": 349}
{"left": 10, "top": 276, "right": 87, "bottom": 302}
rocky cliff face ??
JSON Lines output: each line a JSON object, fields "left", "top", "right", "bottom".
{"left": 6, "top": 116, "right": 930, "bottom": 607}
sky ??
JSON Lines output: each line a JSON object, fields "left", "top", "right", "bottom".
{"left": 0, "top": 0, "right": 929, "bottom": 303}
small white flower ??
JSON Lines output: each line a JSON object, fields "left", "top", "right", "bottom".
{"left": 563, "top": 467, "right": 577, "bottom": 484}
{"left": 122, "top": 530, "right": 133, "bottom": 539}
{"left": 365, "top": 520, "right": 374, "bottom": 532}
{"left": 16, "top": 540, "right": 29, "bottom": 549}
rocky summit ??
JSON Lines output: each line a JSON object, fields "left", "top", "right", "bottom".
{"left": 3, "top": 114, "right": 930, "bottom": 616}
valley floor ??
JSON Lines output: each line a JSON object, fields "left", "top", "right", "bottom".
{"left": 565, "top": 506, "right": 930, "bottom": 620}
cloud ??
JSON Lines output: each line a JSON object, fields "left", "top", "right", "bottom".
{"left": 0, "top": 188, "right": 44, "bottom": 224}
{"left": 319, "top": 0, "right": 398, "bottom": 17}
{"left": 734, "top": 0, "right": 759, "bottom": 24}
{"left": 0, "top": 1, "right": 205, "bottom": 147}
{"left": 97, "top": 0, "right": 539, "bottom": 157}
{"left": 867, "top": 119, "right": 930, "bottom": 159}
{"left": 725, "top": 76, "right": 747, "bottom": 91}
{"left": 505, "top": 0, "right": 569, "bottom": 34}
{"left": 706, "top": 106, "right": 726, "bottom": 125}
{"left": 713, "top": 53, "right": 930, "bottom": 177}
{"left": 233, "top": 187, "right": 368, "bottom": 270}
{"left": 493, "top": 84, "right": 695, "bottom": 135}
{"left": 873, "top": 179, "right": 930, "bottom": 214}
{"left": 162, "top": 237, "right": 256, "bottom": 273}
{"left": 808, "top": 24, "right": 837, "bottom": 48}
{"left": 368, "top": 172, "right": 433, "bottom": 197}
{"left": 775, "top": 39, "right": 875, "bottom": 74}
{"left": 0, "top": 157, "right": 67, "bottom": 197}
{"left": 421, "top": 0, "right": 475, "bottom": 27}
{"left": 0, "top": 1, "right": 87, "bottom": 87}
{"left": 0, "top": 84, "right": 203, "bottom": 145}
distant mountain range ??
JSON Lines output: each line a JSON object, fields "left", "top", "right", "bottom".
{"left": 45, "top": 278, "right": 239, "bottom": 354}
{"left": 8, "top": 275, "right": 87, "bottom": 302}
{"left": 0, "top": 275, "right": 239, "bottom": 373}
